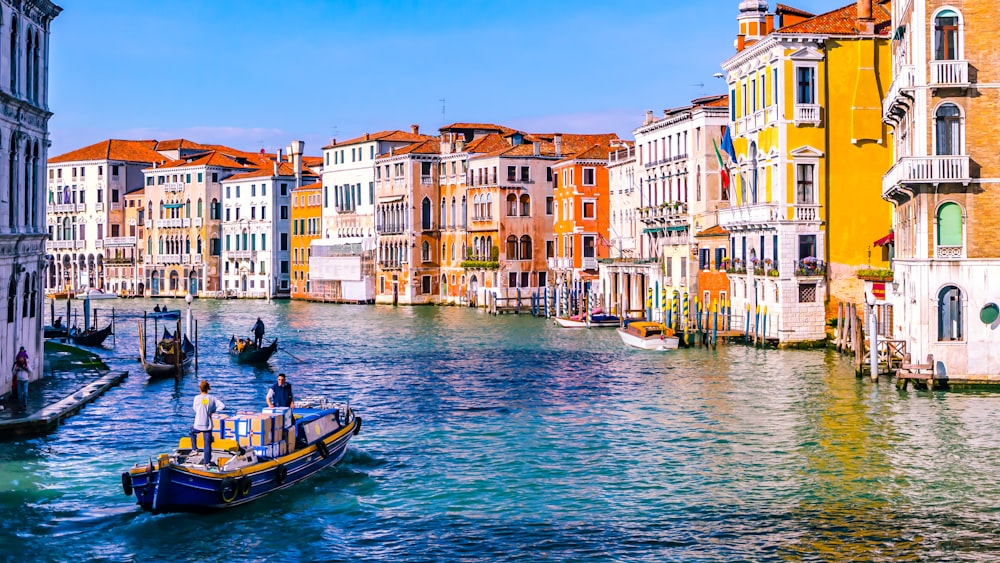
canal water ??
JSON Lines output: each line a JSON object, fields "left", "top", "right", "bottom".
{"left": 2, "top": 298, "right": 1000, "bottom": 562}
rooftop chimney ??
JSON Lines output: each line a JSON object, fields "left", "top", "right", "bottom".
{"left": 364, "top": 133, "right": 370, "bottom": 141}
{"left": 554, "top": 134, "right": 562, "bottom": 157}
{"left": 411, "top": 124, "right": 419, "bottom": 135}
{"left": 533, "top": 141, "right": 540, "bottom": 156}
{"left": 644, "top": 110, "right": 654, "bottom": 125}
{"left": 289, "top": 140, "right": 304, "bottom": 188}
{"left": 857, "top": 0, "right": 874, "bottom": 33}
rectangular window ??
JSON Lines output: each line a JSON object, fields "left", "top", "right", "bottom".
{"left": 280, "top": 233, "right": 288, "bottom": 251}
{"left": 146, "top": 176, "right": 153, "bottom": 186}
{"left": 520, "top": 166, "right": 529, "bottom": 182}
{"left": 583, "top": 168, "right": 595, "bottom": 186}
{"left": 507, "top": 166, "right": 516, "bottom": 182}
{"left": 666, "top": 257, "right": 673, "bottom": 278}
{"left": 211, "top": 238, "right": 221, "bottom": 256}
{"left": 261, "top": 234, "right": 266, "bottom": 250}
{"left": 772, "top": 68, "right": 778, "bottom": 105}
{"left": 212, "top": 173, "right": 218, "bottom": 183}
{"left": 700, "top": 248, "right": 710, "bottom": 270}
{"left": 546, "top": 196, "right": 554, "bottom": 215}
{"left": 582, "top": 201, "right": 596, "bottom": 219}
{"left": 798, "top": 234, "right": 816, "bottom": 260}
{"left": 546, "top": 240, "right": 555, "bottom": 258}
{"left": 281, "top": 183, "right": 288, "bottom": 196}
{"left": 796, "top": 163, "right": 815, "bottom": 204}
{"left": 198, "top": 172, "right": 204, "bottom": 182}
{"left": 281, "top": 206, "right": 288, "bottom": 219}
{"left": 421, "top": 276, "right": 431, "bottom": 294}
{"left": 798, "top": 283, "right": 817, "bottom": 303}
{"left": 520, "top": 272, "right": 529, "bottom": 288}
{"left": 583, "top": 235, "right": 596, "bottom": 258}
{"left": 715, "top": 247, "right": 726, "bottom": 270}
{"left": 796, "top": 67, "right": 815, "bottom": 104}
{"left": 281, "top": 261, "right": 289, "bottom": 274}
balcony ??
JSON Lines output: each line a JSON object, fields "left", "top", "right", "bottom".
{"left": 882, "top": 155, "right": 970, "bottom": 197}
{"left": 48, "top": 240, "right": 83, "bottom": 250}
{"left": 936, "top": 245, "right": 963, "bottom": 259}
{"left": 794, "top": 258, "right": 826, "bottom": 277}
{"left": 110, "top": 202, "right": 123, "bottom": 211}
{"left": 94, "top": 202, "right": 104, "bottom": 212}
{"left": 192, "top": 217, "right": 203, "bottom": 228}
{"left": 547, "top": 257, "right": 572, "bottom": 270}
{"left": 103, "top": 236, "right": 137, "bottom": 248}
{"left": 792, "top": 204, "right": 819, "bottom": 222}
{"left": 794, "top": 104, "right": 821, "bottom": 126}
{"left": 50, "top": 203, "right": 85, "bottom": 213}
{"left": 582, "top": 257, "right": 598, "bottom": 271}
{"left": 156, "top": 254, "right": 181, "bottom": 264}
{"left": 883, "top": 64, "right": 915, "bottom": 121}
{"left": 159, "top": 218, "right": 191, "bottom": 228}
{"left": 718, "top": 203, "right": 782, "bottom": 229}
{"left": 638, "top": 203, "right": 688, "bottom": 224}
{"left": 930, "top": 60, "right": 969, "bottom": 87}
{"left": 164, "top": 182, "right": 185, "bottom": 193}
{"left": 229, "top": 250, "right": 255, "bottom": 260}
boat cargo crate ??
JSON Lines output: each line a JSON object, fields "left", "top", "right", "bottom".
{"left": 211, "top": 414, "right": 229, "bottom": 440}
{"left": 263, "top": 407, "right": 293, "bottom": 428}
{"left": 284, "top": 425, "right": 297, "bottom": 449}
{"left": 252, "top": 441, "right": 285, "bottom": 459}
{"left": 300, "top": 413, "right": 338, "bottom": 444}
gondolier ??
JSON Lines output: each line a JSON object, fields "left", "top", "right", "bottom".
{"left": 252, "top": 317, "right": 265, "bottom": 349}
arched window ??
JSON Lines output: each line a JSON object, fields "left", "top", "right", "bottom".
{"left": 486, "top": 194, "right": 493, "bottom": 218}
{"left": 938, "top": 285, "right": 963, "bottom": 341}
{"left": 749, "top": 142, "right": 758, "bottom": 204}
{"left": 6, "top": 275, "right": 15, "bottom": 322}
{"left": 197, "top": 236, "right": 202, "bottom": 254}
{"left": 30, "top": 273, "right": 36, "bottom": 317}
{"left": 22, "top": 277, "right": 29, "bottom": 317}
{"left": 197, "top": 198, "right": 203, "bottom": 217}
{"left": 421, "top": 197, "right": 432, "bottom": 230}
{"left": 185, "top": 236, "right": 191, "bottom": 254}
{"left": 9, "top": 17, "right": 17, "bottom": 93}
{"left": 421, "top": 241, "right": 430, "bottom": 262}
{"left": 211, "top": 198, "right": 219, "bottom": 220}
{"left": 461, "top": 196, "right": 467, "bottom": 228}
{"left": 935, "top": 103, "right": 962, "bottom": 155}
{"left": 185, "top": 199, "right": 191, "bottom": 218}
{"left": 506, "top": 194, "right": 517, "bottom": 216}
{"left": 451, "top": 243, "right": 455, "bottom": 262}
{"left": 934, "top": 9, "right": 960, "bottom": 61}
{"left": 520, "top": 235, "right": 532, "bottom": 260}
{"left": 520, "top": 194, "right": 530, "bottom": 216}
{"left": 440, "top": 198, "right": 446, "bottom": 228}
{"left": 937, "top": 201, "right": 963, "bottom": 251}
{"left": 506, "top": 235, "right": 518, "bottom": 259}
{"left": 451, "top": 197, "right": 456, "bottom": 227}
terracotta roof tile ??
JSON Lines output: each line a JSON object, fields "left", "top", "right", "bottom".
{"left": 695, "top": 224, "right": 729, "bottom": 237}
{"left": 293, "top": 182, "right": 322, "bottom": 191}
{"left": 383, "top": 139, "right": 441, "bottom": 156}
{"left": 776, "top": 1, "right": 891, "bottom": 35}
{"left": 440, "top": 123, "right": 517, "bottom": 135}
{"left": 463, "top": 133, "right": 511, "bottom": 154}
{"left": 49, "top": 139, "right": 163, "bottom": 164}
{"left": 324, "top": 130, "right": 436, "bottom": 149}
{"left": 775, "top": 3, "right": 815, "bottom": 18}
{"left": 224, "top": 161, "right": 320, "bottom": 181}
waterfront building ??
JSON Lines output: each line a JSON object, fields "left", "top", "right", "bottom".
{"left": 45, "top": 139, "right": 163, "bottom": 294}
{"left": 120, "top": 188, "right": 146, "bottom": 295}
{"left": 882, "top": 0, "right": 1000, "bottom": 375}
{"left": 141, "top": 142, "right": 272, "bottom": 297}
{"left": 601, "top": 97, "right": 729, "bottom": 320}
{"left": 719, "top": 0, "right": 893, "bottom": 345}
{"left": 290, "top": 181, "right": 321, "bottom": 300}
{"left": 315, "top": 127, "right": 431, "bottom": 303}
{"left": 0, "top": 0, "right": 60, "bottom": 398}
{"left": 551, "top": 142, "right": 625, "bottom": 312}
{"left": 219, "top": 142, "right": 314, "bottom": 299}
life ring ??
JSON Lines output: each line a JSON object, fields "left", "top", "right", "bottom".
{"left": 121, "top": 472, "right": 133, "bottom": 496}
{"left": 353, "top": 416, "right": 362, "bottom": 436}
{"left": 316, "top": 439, "right": 330, "bottom": 458}
{"left": 220, "top": 477, "right": 238, "bottom": 503}
{"left": 239, "top": 476, "right": 253, "bottom": 497}
{"left": 275, "top": 464, "right": 288, "bottom": 485}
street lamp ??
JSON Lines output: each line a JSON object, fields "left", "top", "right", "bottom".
{"left": 865, "top": 289, "right": 878, "bottom": 381}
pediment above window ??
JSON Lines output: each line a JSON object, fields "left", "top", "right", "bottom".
{"left": 790, "top": 145, "right": 824, "bottom": 158}
{"left": 789, "top": 47, "right": 824, "bottom": 61}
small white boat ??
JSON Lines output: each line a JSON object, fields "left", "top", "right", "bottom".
{"left": 81, "top": 288, "right": 119, "bottom": 300}
{"left": 617, "top": 321, "right": 680, "bottom": 351}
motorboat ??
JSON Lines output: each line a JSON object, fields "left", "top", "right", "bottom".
{"left": 617, "top": 321, "right": 680, "bottom": 351}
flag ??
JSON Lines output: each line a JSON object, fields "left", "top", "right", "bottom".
{"left": 713, "top": 138, "right": 731, "bottom": 195}
{"left": 721, "top": 125, "right": 737, "bottom": 162}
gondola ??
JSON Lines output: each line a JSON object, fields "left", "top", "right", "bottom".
{"left": 228, "top": 336, "right": 279, "bottom": 365}
{"left": 69, "top": 322, "right": 114, "bottom": 347}
{"left": 44, "top": 316, "right": 68, "bottom": 339}
{"left": 140, "top": 324, "right": 195, "bottom": 378}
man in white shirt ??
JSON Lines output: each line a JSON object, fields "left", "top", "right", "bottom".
{"left": 190, "top": 380, "right": 225, "bottom": 466}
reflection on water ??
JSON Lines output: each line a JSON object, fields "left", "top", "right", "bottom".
{"left": 0, "top": 299, "right": 998, "bottom": 561}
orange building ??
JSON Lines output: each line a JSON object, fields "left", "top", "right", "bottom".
{"left": 290, "top": 182, "right": 322, "bottom": 299}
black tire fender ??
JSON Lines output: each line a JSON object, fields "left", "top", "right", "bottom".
{"left": 353, "top": 416, "right": 362, "bottom": 436}
{"left": 239, "top": 476, "right": 252, "bottom": 497}
{"left": 121, "top": 472, "right": 133, "bottom": 496}
{"left": 220, "top": 477, "right": 238, "bottom": 503}
{"left": 316, "top": 439, "right": 330, "bottom": 458}
{"left": 275, "top": 463, "right": 288, "bottom": 485}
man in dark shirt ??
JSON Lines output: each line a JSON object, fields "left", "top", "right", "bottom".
{"left": 266, "top": 373, "right": 294, "bottom": 409}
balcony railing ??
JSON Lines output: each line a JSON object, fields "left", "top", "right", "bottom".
{"left": 103, "top": 236, "right": 137, "bottom": 248}
{"left": 94, "top": 202, "right": 104, "bottom": 212}
{"left": 794, "top": 104, "right": 821, "bottom": 125}
{"left": 930, "top": 60, "right": 969, "bottom": 87}
{"left": 792, "top": 204, "right": 819, "bottom": 222}
{"left": 192, "top": 217, "right": 203, "bottom": 228}
{"left": 49, "top": 203, "right": 85, "bottom": 213}
{"left": 936, "top": 245, "right": 963, "bottom": 259}
{"left": 794, "top": 259, "right": 826, "bottom": 277}
{"left": 752, "top": 259, "right": 780, "bottom": 277}
{"left": 156, "top": 254, "right": 181, "bottom": 264}
{"left": 547, "top": 257, "right": 572, "bottom": 270}
{"left": 718, "top": 203, "right": 781, "bottom": 227}
{"left": 229, "top": 250, "right": 255, "bottom": 259}
{"left": 883, "top": 64, "right": 915, "bottom": 119}
{"left": 882, "top": 155, "right": 970, "bottom": 195}
{"left": 48, "top": 240, "right": 83, "bottom": 250}
{"left": 582, "top": 257, "right": 598, "bottom": 270}
{"left": 164, "top": 182, "right": 185, "bottom": 193}
{"left": 111, "top": 202, "right": 123, "bottom": 211}
{"left": 158, "top": 218, "right": 191, "bottom": 228}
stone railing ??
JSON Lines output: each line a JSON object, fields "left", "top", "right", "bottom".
{"left": 103, "top": 236, "right": 137, "bottom": 248}
{"left": 164, "top": 182, "right": 185, "bottom": 193}
{"left": 936, "top": 245, "right": 962, "bottom": 259}
{"left": 882, "top": 155, "right": 970, "bottom": 196}
{"left": 930, "top": 60, "right": 969, "bottom": 86}
{"left": 793, "top": 204, "right": 819, "bottom": 221}
{"left": 794, "top": 103, "right": 821, "bottom": 125}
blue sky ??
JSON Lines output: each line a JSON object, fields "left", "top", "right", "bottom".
{"left": 49, "top": 0, "right": 843, "bottom": 158}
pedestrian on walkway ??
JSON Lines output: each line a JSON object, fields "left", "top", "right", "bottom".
{"left": 12, "top": 346, "right": 31, "bottom": 413}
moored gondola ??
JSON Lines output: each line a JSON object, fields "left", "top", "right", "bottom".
{"left": 69, "top": 322, "right": 114, "bottom": 347}
{"left": 228, "top": 336, "right": 279, "bottom": 365}
{"left": 140, "top": 323, "right": 195, "bottom": 378}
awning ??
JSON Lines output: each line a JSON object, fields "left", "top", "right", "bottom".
{"left": 665, "top": 225, "right": 687, "bottom": 232}
{"left": 642, "top": 227, "right": 664, "bottom": 235}
{"left": 873, "top": 231, "right": 894, "bottom": 247}
{"left": 379, "top": 195, "right": 404, "bottom": 203}
{"left": 163, "top": 203, "right": 183, "bottom": 208}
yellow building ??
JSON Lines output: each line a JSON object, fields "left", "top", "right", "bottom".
{"left": 719, "top": 0, "right": 893, "bottom": 345}
{"left": 290, "top": 182, "right": 322, "bottom": 300}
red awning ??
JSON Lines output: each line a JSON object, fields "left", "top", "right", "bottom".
{"left": 873, "top": 231, "right": 894, "bottom": 247}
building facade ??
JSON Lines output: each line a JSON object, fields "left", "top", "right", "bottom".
{"left": 882, "top": 0, "right": 1000, "bottom": 375}
{"left": 720, "top": 0, "right": 893, "bottom": 345}
{"left": 290, "top": 181, "right": 321, "bottom": 300}
{"left": 1, "top": 0, "right": 60, "bottom": 397}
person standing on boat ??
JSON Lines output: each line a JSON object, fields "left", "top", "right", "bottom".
{"left": 190, "top": 380, "right": 225, "bottom": 466}
{"left": 266, "top": 373, "right": 294, "bottom": 409}
{"left": 252, "top": 317, "right": 265, "bottom": 349}
{"left": 11, "top": 346, "right": 31, "bottom": 413}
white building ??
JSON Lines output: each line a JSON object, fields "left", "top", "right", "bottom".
{"left": 220, "top": 141, "right": 314, "bottom": 299}
{"left": 1, "top": 0, "right": 61, "bottom": 397}
{"left": 45, "top": 139, "right": 164, "bottom": 294}
{"left": 313, "top": 126, "right": 431, "bottom": 302}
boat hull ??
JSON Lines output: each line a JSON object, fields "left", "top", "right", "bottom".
{"left": 147, "top": 311, "right": 180, "bottom": 320}
{"left": 553, "top": 316, "right": 621, "bottom": 329}
{"left": 617, "top": 327, "right": 680, "bottom": 350}
{"left": 229, "top": 336, "right": 278, "bottom": 365}
{"left": 70, "top": 323, "right": 113, "bottom": 347}
{"left": 127, "top": 415, "right": 359, "bottom": 513}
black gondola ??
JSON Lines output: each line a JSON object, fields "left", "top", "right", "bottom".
{"left": 44, "top": 316, "right": 68, "bottom": 339}
{"left": 140, "top": 325, "right": 195, "bottom": 378}
{"left": 69, "top": 322, "right": 114, "bottom": 347}
{"left": 229, "top": 335, "right": 279, "bottom": 365}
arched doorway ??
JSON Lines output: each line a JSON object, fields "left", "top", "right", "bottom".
{"left": 169, "top": 270, "right": 179, "bottom": 294}
{"left": 469, "top": 275, "right": 479, "bottom": 307}
{"left": 189, "top": 271, "right": 199, "bottom": 296}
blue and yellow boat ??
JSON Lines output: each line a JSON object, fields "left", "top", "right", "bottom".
{"left": 121, "top": 402, "right": 361, "bottom": 514}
